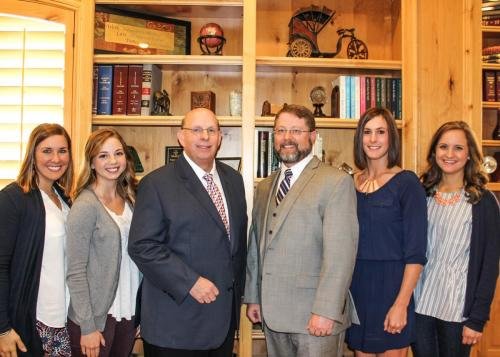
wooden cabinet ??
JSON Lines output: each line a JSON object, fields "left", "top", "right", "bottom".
{"left": 481, "top": 5, "right": 500, "bottom": 193}
{"left": 89, "top": 1, "right": 419, "bottom": 356}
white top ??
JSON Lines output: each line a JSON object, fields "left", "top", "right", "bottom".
{"left": 414, "top": 190, "right": 472, "bottom": 322}
{"left": 183, "top": 152, "right": 229, "bottom": 220}
{"left": 36, "top": 189, "right": 70, "bottom": 327}
{"left": 106, "top": 204, "right": 140, "bottom": 321}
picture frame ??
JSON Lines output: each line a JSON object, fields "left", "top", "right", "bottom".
{"left": 217, "top": 157, "right": 241, "bottom": 172}
{"left": 165, "top": 146, "right": 184, "bottom": 165}
{"left": 94, "top": 6, "right": 191, "bottom": 55}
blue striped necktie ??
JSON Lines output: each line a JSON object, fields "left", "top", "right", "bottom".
{"left": 276, "top": 169, "right": 293, "bottom": 205}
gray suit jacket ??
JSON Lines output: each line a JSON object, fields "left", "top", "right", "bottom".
{"left": 244, "top": 157, "right": 358, "bottom": 334}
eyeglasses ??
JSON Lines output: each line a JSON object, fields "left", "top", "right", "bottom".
{"left": 182, "top": 127, "right": 219, "bottom": 136}
{"left": 273, "top": 128, "right": 311, "bottom": 136}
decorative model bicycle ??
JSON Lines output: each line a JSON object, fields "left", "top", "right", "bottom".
{"left": 287, "top": 5, "right": 368, "bottom": 59}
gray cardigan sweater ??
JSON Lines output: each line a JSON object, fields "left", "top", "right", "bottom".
{"left": 66, "top": 188, "right": 129, "bottom": 334}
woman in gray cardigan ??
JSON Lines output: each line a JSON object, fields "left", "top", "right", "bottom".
{"left": 66, "top": 128, "right": 139, "bottom": 357}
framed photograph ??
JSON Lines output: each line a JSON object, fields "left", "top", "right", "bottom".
{"left": 165, "top": 146, "right": 183, "bottom": 165}
{"left": 94, "top": 6, "right": 191, "bottom": 55}
{"left": 217, "top": 157, "right": 241, "bottom": 172}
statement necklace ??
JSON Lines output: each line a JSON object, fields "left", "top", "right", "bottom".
{"left": 358, "top": 177, "right": 380, "bottom": 194}
{"left": 434, "top": 190, "right": 462, "bottom": 206}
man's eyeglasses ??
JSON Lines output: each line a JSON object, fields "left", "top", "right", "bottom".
{"left": 273, "top": 128, "right": 311, "bottom": 136}
{"left": 182, "top": 127, "right": 219, "bottom": 136}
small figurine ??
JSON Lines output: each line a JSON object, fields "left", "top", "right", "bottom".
{"left": 261, "top": 100, "right": 271, "bottom": 116}
{"left": 152, "top": 89, "right": 172, "bottom": 116}
{"left": 197, "top": 23, "right": 226, "bottom": 55}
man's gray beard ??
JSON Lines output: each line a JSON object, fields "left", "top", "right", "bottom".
{"left": 277, "top": 142, "right": 312, "bottom": 164}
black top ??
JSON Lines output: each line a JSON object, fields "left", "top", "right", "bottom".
{"left": 0, "top": 182, "right": 70, "bottom": 356}
{"left": 463, "top": 190, "right": 500, "bottom": 332}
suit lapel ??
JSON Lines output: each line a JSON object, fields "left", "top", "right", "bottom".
{"left": 175, "top": 156, "right": 228, "bottom": 237}
{"left": 265, "top": 158, "right": 320, "bottom": 247}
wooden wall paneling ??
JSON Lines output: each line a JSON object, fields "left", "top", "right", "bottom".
{"left": 414, "top": 0, "right": 477, "bottom": 173}
{"left": 240, "top": 0, "right": 256, "bottom": 356}
{"left": 162, "top": 69, "right": 242, "bottom": 116}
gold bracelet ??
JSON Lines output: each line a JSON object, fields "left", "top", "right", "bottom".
{"left": 0, "top": 329, "right": 11, "bottom": 337}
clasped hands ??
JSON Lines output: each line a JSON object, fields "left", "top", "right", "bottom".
{"left": 246, "top": 304, "right": 334, "bottom": 337}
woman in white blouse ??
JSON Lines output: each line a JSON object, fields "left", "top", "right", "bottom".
{"left": 413, "top": 121, "right": 500, "bottom": 357}
{"left": 66, "top": 128, "right": 139, "bottom": 357}
{"left": 0, "top": 123, "right": 74, "bottom": 356}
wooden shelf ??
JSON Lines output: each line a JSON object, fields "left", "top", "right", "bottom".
{"left": 256, "top": 57, "right": 402, "bottom": 72}
{"left": 482, "top": 26, "right": 500, "bottom": 33}
{"left": 482, "top": 63, "right": 500, "bottom": 70}
{"left": 255, "top": 117, "right": 403, "bottom": 129}
{"left": 487, "top": 182, "right": 500, "bottom": 191}
{"left": 94, "top": 55, "right": 243, "bottom": 71}
{"left": 95, "top": 0, "right": 242, "bottom": 6}
{"left": 483, "top": 139, "right": 500, "bottom": 146}
{"left": 482, "top": 101, "right": 500, "bottom": 109}
{"left": 92, "top": 115, "right": 242, "bottom": 126}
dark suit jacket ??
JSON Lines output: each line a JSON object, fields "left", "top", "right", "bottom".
{"left": 128, "top": 155, "right": 247, "bottom": 349}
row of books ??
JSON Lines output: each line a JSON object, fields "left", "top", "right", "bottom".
{"left": 482, "top": 3, "right": 500, "bottom": 25}
{"left": 483, "top": 70, "right": 500, "bottom": 102}
{"left": 254, "top": 129, "right": 323, "bottom": 178}
{"left": 331, "top": 76, "right": 402, "bottom": 120}
{"left": 92, "top": 64, "right": 162, "bottom": 116}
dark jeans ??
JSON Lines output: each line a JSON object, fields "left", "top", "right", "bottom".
{"left": 411, "top": 313, "right": 472, "bottom": 357}
{"left": 68, "top": 315, "right": 136, "bottom": 357}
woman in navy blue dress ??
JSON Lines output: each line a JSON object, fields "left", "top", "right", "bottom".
{"left": 346, "top": 107, "right": 428, "bottom": 356}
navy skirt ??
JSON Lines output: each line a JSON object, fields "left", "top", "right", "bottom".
{"left": 346, "top": 259, "right": 415, "bottom": 353}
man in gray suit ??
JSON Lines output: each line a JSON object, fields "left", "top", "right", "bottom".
{"left": 244, "top": 104, "right": 358, "bottom": 357}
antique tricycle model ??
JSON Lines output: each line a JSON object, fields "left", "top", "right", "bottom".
{"left": 287, "top": 5, "right": 368, "bottom": 59}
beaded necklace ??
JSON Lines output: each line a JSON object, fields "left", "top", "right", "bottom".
{"left": 434, "top": 190, "right": 462, "bottom": 206}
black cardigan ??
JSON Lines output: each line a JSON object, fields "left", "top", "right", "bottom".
{"left": 0, "top": 182, "right": 69, "bottom": 356}
{"left": 463, "top": 190, "right": 500, "bottom": 332}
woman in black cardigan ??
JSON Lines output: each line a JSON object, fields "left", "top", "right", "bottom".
{"left": 412, "top": 121, "right": 500, "bottom": 357}
{"left": 0, "top": 123, "right": 74, "bottom": 356}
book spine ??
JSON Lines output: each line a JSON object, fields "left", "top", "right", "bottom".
{"left": 359, "top": 76, "right": 366, "bottom": 116}
{"left": 365, "top": 76, "right": 371, "bottom": 112}
{"left": 97, "top": 65, "right": 113, "bottom": 115}
{"left": 127, "top": 64, "right": 143, "bottom": 115}
{"left": 339, "top": 76, "right": 346, "bottom": 119}
{"left": 92, "top": 65, "right": 99, "bottom": 115}
{"left": 397, "top": 78, "right": 402, "bottom": 119}
{"left": 496, "top": 71, "right": 500, "bottom": 101}
{"left": 257, "top": 131, "right": 269, "bottom": 178}
{"left": 375, "top": 77, "right": 382, "bottom": 108}
{"left": 346, "top": 76, "right": 352, "bottom": 118}
{"left": 354, "top": 76, "right": 360, "bottom": 119}
{"left": 141, "top": 64, "right": 153, "bottom": 116}
{"left": 484, "top": 70, "right": 496, "bottom": 102}
{"left": 112, "top": 65, "right": 128, "bottom": 115}
{"left": 380, "top": 77, "right": 387, "bottom": 109}
{"left": 370, "top": 76, "right": 376, "bottom": 109}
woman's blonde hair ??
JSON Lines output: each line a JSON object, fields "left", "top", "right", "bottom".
{"left": 74, "top": 128, "right": 137, "bottom": 204}
{"left": 16, "top": 123, "right": 73, "bottom": 196}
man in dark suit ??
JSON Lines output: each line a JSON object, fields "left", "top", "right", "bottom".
{"left": 129, "top": 108, "right": 247, "bottom": 357}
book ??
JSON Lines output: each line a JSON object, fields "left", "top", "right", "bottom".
{"left": 112, "top": 65, "right": 128, "bottom": 115}
{"left": 127, "top": 64, "right": 143, "bottom": 115}
{"left": 331, "top": 85, "right": 339, "bottom": 118}
{"left": 332, "top": 76, "right": 347, "bottom": 118}
{"left": 483, "top": 70, "right": 496, "bottom": 101}
{"left": 96, "top": 65, "right": 113, "bottom": 115}
{"left": 141, "top": 64, "right": 162, "bottom": 116}
{"left": 92, "top": 65, "right": 98, "bottom": 115}
{"left": 256, "top": 130, "right": 269, "bottom": 178}
{"left": 482, "top": 45, "right": 500, "bottom": 55}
